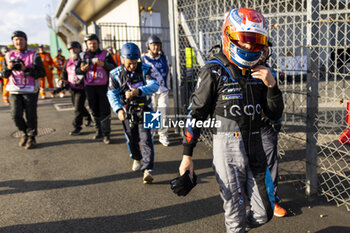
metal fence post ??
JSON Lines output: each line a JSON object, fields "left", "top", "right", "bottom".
{"left": 306, "top": 0, "right": 320, "bottom": 197}
{"left": 168, "top": 0, "right": 180, "bottom": 133}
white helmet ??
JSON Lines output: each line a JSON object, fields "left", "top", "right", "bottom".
{"left": 222, "top": 8, "right": 268, "bottom": 69}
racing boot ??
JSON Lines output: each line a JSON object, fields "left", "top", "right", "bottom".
{"left": 274, "top": 203, "right": 287, "bottom": 217}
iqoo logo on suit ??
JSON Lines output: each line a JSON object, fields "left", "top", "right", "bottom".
{"left": 224, "top": 104, "right": 262, "bottom": 117}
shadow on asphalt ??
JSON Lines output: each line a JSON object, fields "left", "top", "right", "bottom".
{"left": 110, "top": 132, "right": 125, "bottom": 137}
{"left": 271, "top": 180, "right": 347, "bottom": 218}
{"left": 0, "top": 159, "right": 213, "bottom": 195}
{"left": 35, "top": 138, "right": 125, "bottom": 148}
{"left": 315, "top": 226, "right": 350, "bottom": 233}
{"left": 0, "top": 105, "right": 10, "bottom": 111}
{"left": 153, "top": 139, "right": 183, "bottom": 147}
{"left": 153, "top": 171, "right": 214, "bottom": 185}
{"left": 0, "top": 195, "right": 223, "bottom": 233}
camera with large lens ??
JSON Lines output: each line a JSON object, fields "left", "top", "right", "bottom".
{"left": 53, "top": 80, "right": 69, "bottom": 94}
{"left": 83, "top": 52, "right": 98, "bottom": 66}
{"left": 73, "top": 75, "right": 84, "bottom": 86}
{"left": 126, "top": 100, "right": 144, "bottom": 128}
{"left": 11, "top": 59, "right": 24, "bottom": 71}
{"left": 83, "top": 58, "right": 92, "bottom": 66}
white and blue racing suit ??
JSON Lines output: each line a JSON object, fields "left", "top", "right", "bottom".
{"left": 107, "top": 63, "right": 159, "bottom": 171}
{"left": 142, "top": 53, "right": 170, "bottom": 138}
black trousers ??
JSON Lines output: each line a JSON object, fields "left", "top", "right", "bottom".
{"left": 84, "top": 85, "right": 111, "bottom": 135}
{"left": 70, "top": 88, "right": 90, "bottom": 130}
{"left": 10, "top": 93, "right": 38, "bottom": 137}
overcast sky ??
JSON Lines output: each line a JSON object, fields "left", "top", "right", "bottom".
{"left": 0, "top": 0, "right": 59, "bottom": 45}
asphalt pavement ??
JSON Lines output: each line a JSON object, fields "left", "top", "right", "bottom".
{"left": 0, "top": 95, "right": 349, "bottom": 233}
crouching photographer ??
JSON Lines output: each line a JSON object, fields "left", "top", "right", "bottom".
{"left": 60, "top": 41, "right": 91, "bottom": 136}
{"left": 107, "top": 43, "right": 159, "bottom": 184}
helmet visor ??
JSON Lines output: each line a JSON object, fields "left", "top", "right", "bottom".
{"left": 229, "top": 31, "right": 268, "bottom": 46}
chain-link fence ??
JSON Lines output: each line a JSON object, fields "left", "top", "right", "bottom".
{"left": 170, "top": 0, "right": 350, "bottom": 211}
{"left": 98, "top": 23, "right": 171, "bottom": 59}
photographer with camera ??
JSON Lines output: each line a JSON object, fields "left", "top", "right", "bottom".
{"left": 1, "top": 31, "right": 45, "bottom": 149}
{"left": 107, "top": 43, "right": 159, "bottom": 184}
{"left": 60, "top": 41, "right": 91, "bottom": 136}
{"left": 75, "top": 34, "right": 116, "bottom": 144}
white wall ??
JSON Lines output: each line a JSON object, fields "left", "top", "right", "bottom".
{"left": 89, "top": 0, "right": 141, "bottom": 49}
{"left": 96, "top": 0, "right": 139, "bottom": 26}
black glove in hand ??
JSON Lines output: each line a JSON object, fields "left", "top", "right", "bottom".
{"left": 170, "top": 170, "right": 197, "bottom": 196}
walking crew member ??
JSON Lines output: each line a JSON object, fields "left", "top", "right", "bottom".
{"left": 107, "top": 43, "right": 159, "bottom": 184}
{"left": 53, "top": 48, "right": 66, "bottom": 98}
{"left": 178, "top": 9, "right": 284, "bottom": 232}
{"left": 1, "top": 31, "right": 45, "bottom": 149}
{"left": 142, "top": 35, "right": 171, "bottom": 147}
{"left": 75, "top": 34, "right": 116, "bottom": 144}
{"left": 38, "top": 44, "right": 55, "bottom": 98}
{"left": 1, "top": 46, "right": 10, "bottom": 104}
{"left": 60, "top": 41, "right": 91, "bottom": 136}
{"left": 107, "top": 47, "right": 121, "bottom": 67}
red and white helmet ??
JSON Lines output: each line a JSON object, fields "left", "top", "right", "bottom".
{"left": 222, "top": 8, "right": 268, "bottom": 69}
